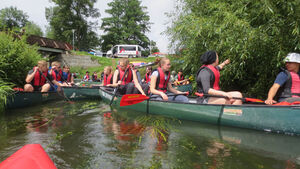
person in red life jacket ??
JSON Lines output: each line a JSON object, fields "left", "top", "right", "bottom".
{"left": 24, "top": 60, "right": 62, "bottom": 92}
{"left": 62, "top": 65, "right": 74, "bottom": 85}
{"left": 49, "top": 61, "right": 66, "bottom": 91}
{"left": 92, "top": 71, "right": 99, "bottom": 82}
{"left": 49, "top": 61, "right": 63, "bottom": 82}
{"left": 174, "top": 69, "right": 190, "bottom": 85}
{"left": 265, "top": 53, "right": 300, "bottom": 105}
{"left": 130, "top": 63, "right": 142, "bottom": 84}
{"left": 101, "top": 66, "right": 114, "bottom": 86}
{"left": 83, "top": 71, "right": 91, "bottom": 82}
{"left": 196, "top": 51, "right": 243, "bottom": 105}
{"left": 150, "top": 57, "right": 189, "bottom": 102}
{"left": 111, "top": 58, "right": 147, "bottom": 95}
{"left": 142, "top": 66, "right": 152, "bottom": 84}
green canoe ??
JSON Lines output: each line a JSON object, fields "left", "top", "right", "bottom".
{"left": 99, "top": 87, "right": 300, "bottom": 135}
{"left": 62, "top": 86, "right": 103, "bottom": 100}
{"left": 78, "top": 81, "right": 102, "bottom": 87}
{"left": 6, "top": 91, "right": 64, "bottom": 109}
{"left": 172, "top": 84, "right": 193, "bottom": 93}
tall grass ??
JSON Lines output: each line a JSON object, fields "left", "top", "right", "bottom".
{"left": 0, "top": 78, "right": 13, "bottom": 113}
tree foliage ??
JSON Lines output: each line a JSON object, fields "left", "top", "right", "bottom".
{"left": 101, "top": 0, "right": 152, "bottom": 52}
{"left": 46, "top": 0, "right": 100, "bottom": 50}
{"left": 0, "top": 32, "right": 42, "bottom": 86}
{"left": 0, "top": 6, "right": 29, "bottom": 30}
{"left": 24, "top": 21, "right": 43, "bottom": 36}
{"left": 166, "top": 0, "right": 300, "bottom": 98}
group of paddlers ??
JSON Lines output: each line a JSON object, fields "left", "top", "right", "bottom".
{"left": 24, "top": 61, "right": 74, "bottom": 92}
{"left": 23, "top": 51, "right": 300, "bottom": 105}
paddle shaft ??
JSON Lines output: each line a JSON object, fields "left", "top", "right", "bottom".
{"left": 39, "top": 70, "right": 73, "bottom": 102}
{"left": 109, "top": 67, "right": 129, "bottom": 105}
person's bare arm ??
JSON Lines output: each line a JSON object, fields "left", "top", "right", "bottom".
{"left": 25, "top": 67, "right": 37, "bottom": 83}
{"left": 168, "top": 83, "right": 188, "bottom": 95}
{"left": 132, "top": 70, "right": 146, "bottom": 95}
{"left": 265, "top": 83, "right": 280, "bottom": 105}
{"left": 110, "top": 70, "right": 119, "bottom": 87}
{"left": 218, "top": 59, "right": 230, "bottom": 70}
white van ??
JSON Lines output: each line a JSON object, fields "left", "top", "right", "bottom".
{"left": 106, "top": 45, "right": 143, "bottom": 58}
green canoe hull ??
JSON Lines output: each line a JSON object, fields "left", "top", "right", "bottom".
{"left": 62, "top": 86, "right": 102, "bottom": 100}
{"left": 79, "top": 81, "right": 102, "bottom": 87}
{"left": 172, "top": 84, "right": 193, "bottom": 93}
{"left": 6, "top": 91, "right": 64, "bottom": 109}
{"left": 99, "top": 87, "right": 300, "bottom": 135}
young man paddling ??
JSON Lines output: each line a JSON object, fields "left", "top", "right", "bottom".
{"left": 149, "top": 57, "right": 189, "bottom": 102}
{"left": 62, "top": 65, "right": 74, "bottom": 85}
{"left": 196, "top": 51, "right": 243, "bottom": 105}
{"left": 265, "top": 53, "right": 300, "bottom": 105}
{"left": 111, "top": 58, "right": 147, "bottom": 95}
{"left": 24, "top": 60, "right": 62, "bottom": 92}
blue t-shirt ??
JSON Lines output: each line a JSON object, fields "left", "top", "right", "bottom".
{"left": 62, "top": 72, "right": 69, "bottom": 81}
{"left": 274, "top": 71, "right": 300, "bottom": 86}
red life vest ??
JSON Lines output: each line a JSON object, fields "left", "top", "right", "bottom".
{"left": 177, "top": 73, "right": 184, "bottom": 81}
{"left": 202, "top": 65, "right": 220, "bottom": 90}
{"left": 155, "top": 67, "right": 170, "bottom": 93}
{"left": 67, "top": 72, "right": 71, "bottom": 82}
{"left": 290, "top": 71, "right": 300, "bottom": 97}
{"left": 117, "top": 65, "right": 133, "bottom": 85}
{"left": 84, "top": 73, "right": 90, "bottom": 81}
{"left": 145, "top": 72, "right": 151, "bottom": 83}
{"left": 103, "top": 74, "right": 113, "bottom": 86}
{"left": 52, "top": 69, "right": 62, "bottom": 81}
{"left": 33, "top": 69, "right": 48, "bottom": 87}
{"left": 279, "top": 70, "right": 300, "bottom": 99}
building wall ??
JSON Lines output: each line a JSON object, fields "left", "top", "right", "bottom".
{"left": 56, "top": 54, "right": 100, "bottom": 68}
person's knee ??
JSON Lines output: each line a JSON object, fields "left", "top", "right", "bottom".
{"left": 230, "top": 91, "right": 242, "bottom": 98}
{"left": 24, "top": 84, "right": 33, "bottom": 92}
{"left": 41, "top": 84, "right": 50, "bottom": 92}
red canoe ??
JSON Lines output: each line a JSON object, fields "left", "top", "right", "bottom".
{"left": 0, "top": 144, "right": 57, "bottom": 169}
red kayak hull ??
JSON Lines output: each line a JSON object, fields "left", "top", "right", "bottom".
{"left": 0, "top": 144, "right": 57, "bottom": 169}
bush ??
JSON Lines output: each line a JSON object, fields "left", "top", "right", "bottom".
{"left": 166, "top": 0, "right": 300, "bottom": 98}
{"left": 0, "top": 78, "right": 13, "bottom": 113}
{"left": 0, "top": 32, "right": 42, "bottom": 86}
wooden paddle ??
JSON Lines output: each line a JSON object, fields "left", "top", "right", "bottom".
{"left": 109, "top": 67, "right": 129, "bottom": 105}
{"left": 120, "top": 92, "right": 189, "bottom": 106}
{"left": 195, "top": 92, "right": 264, "bottom": 103}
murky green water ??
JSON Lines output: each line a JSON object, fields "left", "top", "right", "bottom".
{"left": 1, "top": 100, "right": 300, "bottom": 169}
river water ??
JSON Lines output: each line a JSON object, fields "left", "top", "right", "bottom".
{"left": 1, "top": 100, "right": 300, "bottom": 169}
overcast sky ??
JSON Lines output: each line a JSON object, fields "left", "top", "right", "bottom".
{"left": 0, "top": 0, "right": 175, "bottom": 53}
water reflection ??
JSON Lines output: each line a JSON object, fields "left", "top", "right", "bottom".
{"left": 1, "top": 101, "right": 300, "bottom": 169}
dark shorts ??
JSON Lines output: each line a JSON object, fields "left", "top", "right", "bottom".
{"left": 33, "top": 85, "right": 43, "bottom": 91}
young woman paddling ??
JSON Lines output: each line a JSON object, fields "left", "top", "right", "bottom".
{"left": 101, "top": 66, "right": 113, "bottom": 86}
{"left": 111, "top": 58, "right": 147, "bottom": 95}
{"left": 196, "top": 51, "right": 243, "bottom": 105}
{"left": 149, "top": 57, "right": 189, "bottom": 102}
{"left": 265, "top": 53, "right": 300, "bottom": 105}
{"left": 24, "top": 60, "right": 62, "bottom": 92}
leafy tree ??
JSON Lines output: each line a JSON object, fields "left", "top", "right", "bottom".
{"left": 23, "top": 21, "right": 43, "bottom": 36}
{"left": 0, "top": 32, "right": 42, "bottom": 86}
{"left": 46, "top": 0, "right": 100, "bottom": 50}
{"left": 101, "top": 0, "right": 152, "bottom": 53}
{"left": 0, "top": 6, "right": 29, "bottom": 29}
{"left": 166, "top": 0, "right": 300, "bottom": 98}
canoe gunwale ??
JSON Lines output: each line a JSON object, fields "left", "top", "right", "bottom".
{"left": 99, "top": 87, "right": 299, "bottom": 108}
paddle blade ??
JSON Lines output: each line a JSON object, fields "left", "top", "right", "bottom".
{"left": 244, "top": 98, "right": 264, "bottom": 103}
{"left": 120, "top": 94, "right": 149, "bottom": 106}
